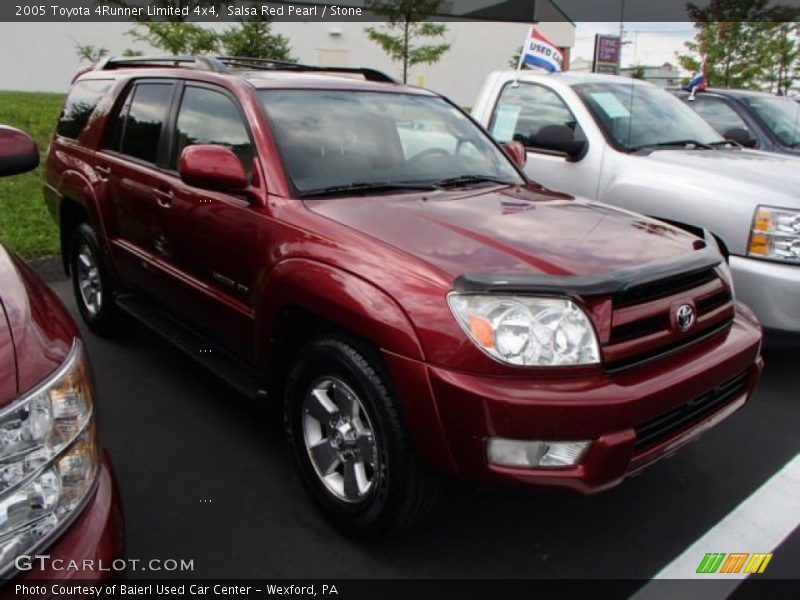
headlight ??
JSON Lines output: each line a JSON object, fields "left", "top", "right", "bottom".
{"left": 748, "top": 206, "right": 800, "bottom": 263}
{"left": 0, "top": 339, "right": 98, "bottom": 575}
{"left": 447, "top": 294, "right": 600, "bottom": 366}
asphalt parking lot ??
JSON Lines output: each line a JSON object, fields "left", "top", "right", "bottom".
{"left": 36, "top": 261, "right": 800, "bottom": 581}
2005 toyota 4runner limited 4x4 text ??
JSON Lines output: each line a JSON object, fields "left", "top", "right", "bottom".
{"left": 44, "top": 56, "right": 763, "bottom": 535}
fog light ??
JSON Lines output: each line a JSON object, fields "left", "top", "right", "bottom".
{"left": 487, "top": 438, "right": 590, "bottom": 469}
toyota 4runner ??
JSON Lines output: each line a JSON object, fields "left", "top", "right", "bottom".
{"left": 44, "top": 56, "right": 763, "bottom": 535}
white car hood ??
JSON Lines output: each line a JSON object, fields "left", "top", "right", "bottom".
{"left": 645, "top": 149, "right": 800, "bottom": 208}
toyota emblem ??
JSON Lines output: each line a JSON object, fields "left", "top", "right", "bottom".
{"left": 676, "top": 304, "right": 696, "bottom": 332}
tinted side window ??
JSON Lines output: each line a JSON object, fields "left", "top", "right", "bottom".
{"left": 119, "top": 83, "right": 174, "bottom": 164}
{"left": 690, "top": 97, "right": 751, "bottom": 137}
{"left": 489, "top": 83, "right": 585, "bottom": 149}
{"left": 173, "top": 86, "right": 253, "bottom": 174}
{"left": 57, "top": 80, "right": 112, "bottom": 139}
{"left": 103, "top": 90, "right": 132, "bottom": 153}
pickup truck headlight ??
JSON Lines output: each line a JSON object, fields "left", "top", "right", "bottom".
{"left": 748, "top": 206, "right": 800, "bottom": 263}
{"left": 0, "top": 340, "right": 98, "bottom": 575}
{"left": 448, "top": 294, "right": 600, "bottom": 366}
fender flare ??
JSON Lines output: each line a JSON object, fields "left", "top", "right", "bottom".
{"left": 57, "top": 169, "right": 102, "bottom": 229}
{"left": 55, "top": 169, "right": 116, "bottom": 272}
{"left": 257, "top": 258, "right": 460, "bottom": 474}
{"left": 257, "top": 257, "right": 425, "bottom": 362}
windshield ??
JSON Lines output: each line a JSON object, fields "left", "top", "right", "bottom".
{"left": 742, "top": 95, "right": 800, "bottom": 147}
{"left": 574, "top": 81, "right": 725, "bottom": 151}
{"left": 258, "top": 90, "right": 523, "bottom": 195}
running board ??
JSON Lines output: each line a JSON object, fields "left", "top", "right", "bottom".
{"left": 114, "top": 294, "right": 268, "bottom": 401}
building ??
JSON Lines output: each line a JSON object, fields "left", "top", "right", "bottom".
{"left": 569, "top": 56, "right": 592, "bottom": 72}
{"left": 0, "top": 16, "right": 574, "bottom": 107}
{"left": 619, "top": 62, "right": 682, "bottom": 88}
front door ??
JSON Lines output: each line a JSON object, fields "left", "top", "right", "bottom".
{"left": 151, "top": 82, "right": 264, "bottom": 357}
{"left": 486, "top": 80, "right": 601, "bottom": 199}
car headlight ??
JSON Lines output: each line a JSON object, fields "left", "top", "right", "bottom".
{"left": 447, "top": 294, "right": 600, "bottom": 366}
{"left": 0, "top": 339, "right": 98, "bottom": 575}
{"left": 748, "top": 206, "right": 800, "bottom": 263}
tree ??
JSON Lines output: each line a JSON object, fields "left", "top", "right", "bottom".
{"left": 508, "top": 46, "right": 531, "bottom": 69}
{"left": 676, "top": 0, "right": 800, "bottom": 90}
{"left": 365, "top": 0, "right": 450, "bottom": 83}
{"left": 75, "top": 43, "right": 109, "bottom": 64}
{"left": 101, "top": 0, "right": 225, "bottom": 54}
{"left": 219, "top": 15, "right": 294, "bottom": 61}
{"left": 630, "top": 65, "right": 646, "bottom": 80}
{"left": 759, "top": 22, "right": 799, "bottom": 95}
{"left": 127, "top": 22, "right": 219, "bottom": 54}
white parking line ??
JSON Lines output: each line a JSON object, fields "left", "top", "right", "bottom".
{"left": 632, "top": 453, "right": 800, "bottom": 599}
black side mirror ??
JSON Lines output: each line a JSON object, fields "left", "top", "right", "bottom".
{"left": 529, "top": 124, "right": 587, "bottom": 161}
{"left": 0, "top": 126, "right": 39, "bottom": 177}
{"left": 723, "top": 127, "right": 757, "bottom": 148}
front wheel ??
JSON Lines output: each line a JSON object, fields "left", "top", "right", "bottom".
{"left": 284, "top": 336, "right": 441, "bottom": 536}
{"left": 69, "top": 223, "right": 122, "bottom": 335}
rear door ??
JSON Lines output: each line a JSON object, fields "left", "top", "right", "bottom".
{"left": 98, "top": 80, "right": 177, "bottom": 289}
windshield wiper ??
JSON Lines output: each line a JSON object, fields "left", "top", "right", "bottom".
{"left": 630, "top": 140, "right": 714, "bottom": 152}
{"left": 299, "top": 181, "right": 435, "bottom": 198}
{"left": 431, "top": 174, "right": 516, "bottom": 189}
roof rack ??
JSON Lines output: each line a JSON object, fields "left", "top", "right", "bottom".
{"left": 97, "top": 55, "right": 229, "bottom": 73}
{"left": 96, "top": 55, "right": 397, "bottom": 83}
{"left": 215, "top": 56, "right": 398, "bottom": 83}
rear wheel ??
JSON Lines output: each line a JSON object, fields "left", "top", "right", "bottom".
{"left": 284, "top": 336, "right": 441, "bottom": 536}
{"left": 69, "top": 223, "right": 122, "bottom": 335}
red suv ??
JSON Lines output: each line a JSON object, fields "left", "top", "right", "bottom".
{"left": 0, "top": 126, "right": 123, "bottom": 578}
{"left": 44, "top": 56, "right": 763, "bottom": 535}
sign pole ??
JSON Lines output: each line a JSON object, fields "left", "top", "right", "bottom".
{"left": 513, "top": 25, "right": 534, "bottom": 87}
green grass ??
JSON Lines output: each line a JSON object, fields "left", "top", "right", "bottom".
{"left": 0, "top": 90, "right": 66, "bottom": 258}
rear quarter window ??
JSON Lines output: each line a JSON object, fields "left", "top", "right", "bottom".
{"left": 56, "top": 80, "right": 112, "bottom": 139}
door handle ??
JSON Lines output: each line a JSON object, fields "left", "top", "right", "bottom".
{"left": 153, "top": 188, "right": 173, "bottom": 208}
{"left": 95, "top": 165, "right": 111, "bottom": 181}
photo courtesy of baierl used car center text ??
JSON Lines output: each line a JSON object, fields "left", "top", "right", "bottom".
{"left": 0, "top": 0, "right": 799, "bottom": 597}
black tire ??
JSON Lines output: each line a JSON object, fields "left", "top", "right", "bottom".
{"left": 284, "top": 336, "right": 441, "bottom": 536}
{"left": 69, "top": 223, "right": 122, "bottom": 335}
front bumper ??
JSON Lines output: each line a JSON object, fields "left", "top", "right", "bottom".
{"left": 730, "top": 254, "right": 800, "bottom": 334}
{"left": 12, "top": 452, "right": 124, "bottom": 583}
{"left": 387, "top": 305, "right": 763, "bottom": 494}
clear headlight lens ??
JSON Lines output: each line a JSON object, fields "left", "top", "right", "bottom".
{"left": 748, "top": 206, "right": 800, "bottom": 263}
{"left": 448, "top": 294, "right": 600, "bottom": 366}
{"left": 0, "top": 340, "right": 98, "bottom": 575}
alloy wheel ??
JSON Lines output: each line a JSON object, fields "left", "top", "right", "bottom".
{"left": 76, "top": 243, "right": 102, "bottom": 316}
{"left": 302, "top": 377, "right": 379, "bottom": 503}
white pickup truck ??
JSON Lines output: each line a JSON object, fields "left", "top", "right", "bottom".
{"left": 472, "top": 70, "right": 800, "bottom": 341}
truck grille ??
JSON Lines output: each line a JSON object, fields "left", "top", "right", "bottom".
{"left": 614, "top": 267, "right": 718, "bottom": 308}
{"left": 633, "top": 370, "right": 750, "bottom": 451}
{"left": 604, "top": 267, "right": 734, "bottom": 372}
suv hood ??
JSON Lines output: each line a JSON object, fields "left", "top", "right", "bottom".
{"left": 644, "top": 149, "right": 800, "bottom": 208}
{"left": 305, "top": 185, "right": 706, "bottom": 279}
